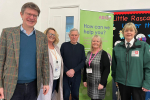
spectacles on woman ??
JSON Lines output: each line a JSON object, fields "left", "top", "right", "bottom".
{"left": 48, "top": 33, "right": 55, "bottom": 37}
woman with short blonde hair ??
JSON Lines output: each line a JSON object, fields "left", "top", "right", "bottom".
{"left": 83, "top": 35, "right": 110, "bottom": 100}
{"left": 112, "top": 22, "right": 150, "bottom": 100}
{"left": 90, "top": 35, "right": 102, "bottom": 52}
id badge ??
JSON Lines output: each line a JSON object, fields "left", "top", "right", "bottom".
{"left": 55, "top": 64, "right": 59, "bottom": 72}
{"left": 131, "top": 50, "right": 139, "bottom": 57}
{"left": 86, "top": 68, "right": 92, "bottom": 73}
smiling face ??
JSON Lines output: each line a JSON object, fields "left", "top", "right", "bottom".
{"left": 47, "top": 29, "right": 56, "bottom": 43}
{"left": 20, "top": 8, "right": 38, "bottom": 29}
{"left": 123, "top": 27, "right": 136, "bottom": 42}
{"left": 122, "top": 22, "right": 137, "bottom": 42}
{"left": 92, "top": 37, "right": 101, "bottom": 49}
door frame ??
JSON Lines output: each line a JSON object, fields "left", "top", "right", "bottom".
{"left": 48, "top": 5, "right": 80, "bottom": 32}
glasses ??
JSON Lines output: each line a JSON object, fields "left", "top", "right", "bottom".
{"left": 48, "top": 33, "right": 55, "bottom": 37}
{"left": 25, "top": 12, "right": 38, "bottom": 19}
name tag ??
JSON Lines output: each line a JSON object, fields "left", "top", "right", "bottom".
{"left": 86, "top": 68, "right": 92, "bottom": 73}
{"left": 131, "top": 50, "right": 139, "bottom": 57}
{"left": 55, "top": 64, "right": 60, "bottom": 72}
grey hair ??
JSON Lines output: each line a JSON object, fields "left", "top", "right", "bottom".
{"left": 69, "top": 28, "right": 79, "bottom": 34}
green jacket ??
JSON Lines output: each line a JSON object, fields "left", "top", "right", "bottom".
{"left": 112, "top": 39, "right": 150, "bottom": 89}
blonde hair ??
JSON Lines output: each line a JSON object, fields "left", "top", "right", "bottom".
{"left": 122, "top": 22, "right": 138, "bottom": 35}
{"left": 90, "top": 35, "right": 102, "bottom": 52}
{"left": 44, "top": 28, "right": 59, "bottom": 44}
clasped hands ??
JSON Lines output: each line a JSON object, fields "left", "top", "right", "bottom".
{"left": 66, "top": 69, "right": 75, "bottom": 78}
{"left": 83, "top": 82, "right": 104, "bottom": 90}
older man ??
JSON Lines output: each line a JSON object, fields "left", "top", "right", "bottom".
{"left": 60, "top": 28, "right": 86, "bottom": 100}
{"left": 0, "top": 2, "right": 49, "bottom": 100}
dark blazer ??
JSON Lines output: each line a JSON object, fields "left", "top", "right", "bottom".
{"left": 0, "top": 25, "right": 49, "bottom": 100}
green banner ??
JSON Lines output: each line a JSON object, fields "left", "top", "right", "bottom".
{"left": 79, "top": 10, "right": 114, "bottom": 100}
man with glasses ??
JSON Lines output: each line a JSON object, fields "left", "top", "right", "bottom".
{"left": 60, "top": 28, "right": 86, "bottom": 100}
{"left": 0, "top": 2, "right": 49, "bottom": 100}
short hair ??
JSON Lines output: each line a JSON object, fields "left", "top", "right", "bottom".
{"left": 44, "top": 27, "right": 59, "bottom": 44}
{"left": 21, "top": 2, "right": 40, "bottom": 16}
{"left": 90, "top": 35, "right": 102, "bottom": 52}
{"left": 122, "top": 22, "right": 138, "bottom": 35}
{"left": 69, "top": 28, "right": 79, "bottom": 34}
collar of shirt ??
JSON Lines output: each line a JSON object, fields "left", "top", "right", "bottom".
{"left": 125, "top": 38, "right": 135, "bottom": 48}
{"left": 20, "top": 25, "right": 36, "bottom": 36}
{"left": 70, "top": 41, "right": 77, "bottom": 45}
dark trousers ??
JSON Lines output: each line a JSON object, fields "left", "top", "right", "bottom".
{"left": 118, "top": 83, "right": 145, "bottom": 100}
{"left": 10, "top": 80, "right": 37, "bottom": 100}
{"left": 63, "top": 73, "right": 81, "bottom": 100}
{"left": 52, "top": 79, "right": 59, "bottom": 93}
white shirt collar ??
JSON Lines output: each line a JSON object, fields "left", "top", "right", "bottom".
{"left": 125, "top": 38, "right": 135, "bottom": 48}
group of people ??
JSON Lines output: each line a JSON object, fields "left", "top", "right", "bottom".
{"left": 0, "top": 2, "right": 109, "bottom": 100}
{"left": 0, "top": 2, "right": 150, "bottom": 100}
{"left": 37, "top": 27, "right": 86, "bottom": 100}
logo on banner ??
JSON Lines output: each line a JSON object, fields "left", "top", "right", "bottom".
{"left": 99, "top": 15, "right": 111, "bottom": 21}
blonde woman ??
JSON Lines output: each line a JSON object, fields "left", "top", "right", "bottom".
{"left": 112, "top": 22, "right": 150, "bottom": 100}
{"left": 38, "top": 28, "right": 63, "bottom": 100}
{"left": 83, "top": 35, "right": 110, "bottom": 100}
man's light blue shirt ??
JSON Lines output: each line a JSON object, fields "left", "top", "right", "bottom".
{"left": 20, "top": 25, "right": 36, "bottom": 36}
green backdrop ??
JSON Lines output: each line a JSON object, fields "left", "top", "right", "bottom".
{"left": 79, "top": 10, "right": 114, "bottom": 100}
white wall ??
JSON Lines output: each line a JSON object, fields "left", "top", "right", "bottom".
{"left": 0, "top": 0, "right": 41, "bottom": 33}
{"left": 40, "top": 0, "right": 150, "bottom": 32}
{"left": 0, "top": 0, "right": 150, "bottom": 33}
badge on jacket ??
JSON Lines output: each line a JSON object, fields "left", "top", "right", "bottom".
{"left": 131, "top": 50, "right": 139, "bottom": 57}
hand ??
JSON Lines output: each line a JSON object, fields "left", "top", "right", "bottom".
{"left": 66, "top": 71, "right": 73, "bottom": 77}
{"left": 66, "top": 69, "right": 75, "bottom": 78}
{"left": 98, "top": 84, "right": 104, "bottom": 90}
{"left": 83, "top": 82, "right": 87, "bottom": 87}
{"left": 142, "top": 87, "right": 149, "bottom": 92}
{"left": 69, "top": 69, "right": 75, "bottom": 76}
{"left": 43, "top": 85, "right": 49, "bottom": 95}
{"left": 115, "top": 82, "right": 118, "bottom": 87}
{"left": 0, "top": 88, "right": 4, "bottom": 99}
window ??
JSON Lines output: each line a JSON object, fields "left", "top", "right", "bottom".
{"left": 65, "top": 16, "right": 74, "bottom": 42}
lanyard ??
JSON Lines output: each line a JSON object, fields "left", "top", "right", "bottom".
{"left": 50, "top": 49, "right": 58, "bottom": 62}
{"left": 88, "top": 49, "right": 99, "bottom": 67}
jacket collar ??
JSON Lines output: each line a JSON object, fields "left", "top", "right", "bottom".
{"left": 119, "top": 39, "right": 141, "bottom": 48}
